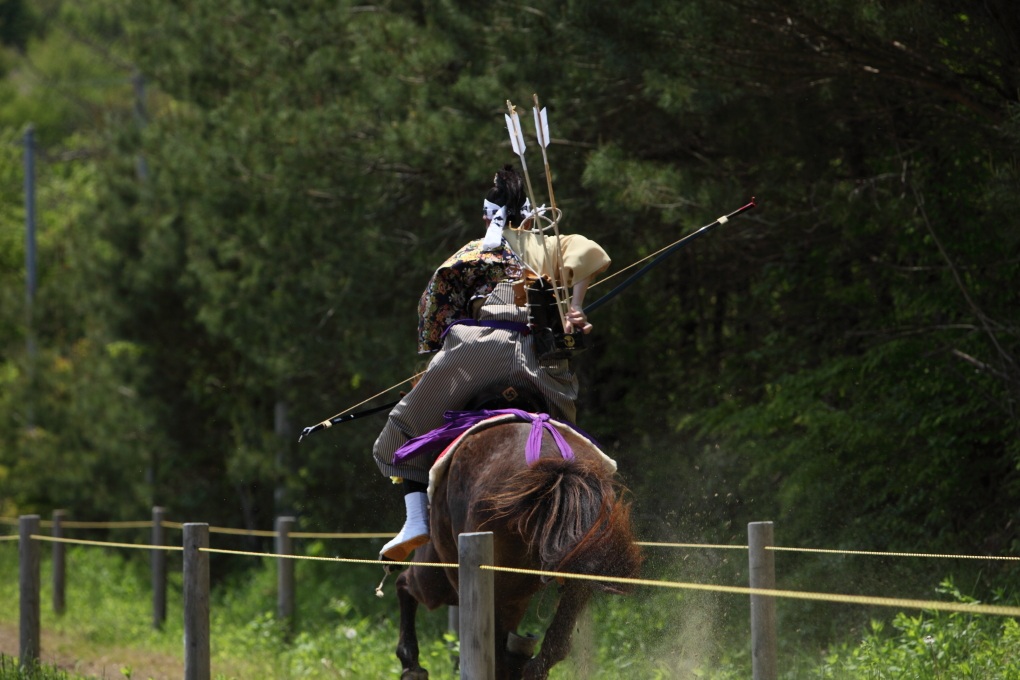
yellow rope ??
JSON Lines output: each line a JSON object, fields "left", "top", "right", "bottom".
{"left": 159, "top": 522, "right": 393, "bottom": 540}
{"left": 4, "top": 518, "right": 389, "bottom": 540}
{"left": 30, "top": 534, "right": 182, "bottom": 551}
{"left": 768, "top": 546, "right": 1020, "bottom": 561}
{"left": 480, "top": 565, "right": 1020, "bottom": 618}
{"left": 153, "top": 522, "right": 278, "bottom": 537}
{"left": 0, "top": 536, "right": 18, "bottom": 542}
{"left": 290, "top": 531, "right": 395, "bottom": 539}
{"left": 207, "top": 526, "right": 277, "bottom": 538}
{"left": 48, "top": 520, "right": 154, "bottom": 529}
{"left": 199, "top": 547, "right": 455, "bottom": 570}
{"left": 638, "top": 541, "right": 748, "bottom": 550}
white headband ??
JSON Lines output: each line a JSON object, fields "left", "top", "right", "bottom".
{"left": 482, "top": 199, "right": 502, "bottom": 220}
{"left": 482, "top": 198, "right": 532, "bottom": 221}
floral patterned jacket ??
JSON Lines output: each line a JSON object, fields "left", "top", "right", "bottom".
{"left": 416, "top": 239, "right": 522, "bottom": 353}
{"left": 416, "top": 231, "right": 610, "bottom": 353}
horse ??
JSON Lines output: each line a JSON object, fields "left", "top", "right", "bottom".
{"left": 393, "top": 417, "right": 642, "bottom": 680}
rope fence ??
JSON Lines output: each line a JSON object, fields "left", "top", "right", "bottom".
{"left": 638, "top": 540, "right": 1020, "bottom": 562}
{"left": 29, "top": 534, "right": 183, "bottom": 552}
{"left": 1, "top": 516, "right": 395, "bottom": 540}
{"left": 480, "top": 564, "right": 1020, "bottom": 617}
{"left": 7, "top": 517, "right": 1018, "bottom": 561}
{"left": 637, "top": 541, "right": 748, "bottom": 550}
{"left": 767, "top": 545, "right": 1020, "bottom": 561}
{"left": 3, "top": 511, "right": 1019, "bottom": 680}
{"left": 18, "top": 533, "right": 1020, "bottom": 617}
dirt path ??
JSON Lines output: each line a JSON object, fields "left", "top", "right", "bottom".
{"left": 0, "top": 622, "right": 185, "bottom": 680}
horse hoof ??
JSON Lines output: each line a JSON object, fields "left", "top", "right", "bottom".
{"left": 507, "top": 631, "right": 539, "bottom": 657}
{"left": 401, "top": 669, "right": 428, "bottom": 680}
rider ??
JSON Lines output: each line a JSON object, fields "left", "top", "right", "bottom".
{"left": 374, "top": 164, "right": 611, "bottom": 561}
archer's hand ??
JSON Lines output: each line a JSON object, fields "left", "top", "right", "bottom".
{"left": 564, "top": 306, "right": 593, "bottom": 334}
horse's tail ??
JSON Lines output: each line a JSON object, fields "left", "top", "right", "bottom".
{"left": 483, "top": 457, "right": 642, "bottom": 594}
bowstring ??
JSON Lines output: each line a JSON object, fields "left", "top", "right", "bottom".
{"left": 318, "top": 370, "right": 425, "bottom": 425}
{"left": 588, "top": 236, "right": 684, "bottom": 291}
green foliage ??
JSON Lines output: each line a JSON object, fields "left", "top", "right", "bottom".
{"left": 815, "top": 580, "right": 1020, "bottom": 679}
{"left": 3, "top": 545, "right": 1020, "bottom": 678}
{"left": 0, "top": 2, "right": 1019, "bottom": 649}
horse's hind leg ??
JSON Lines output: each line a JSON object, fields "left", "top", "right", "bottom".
{"left": 522, "top": 583, "right": 594, "bottom": 680}
{"left": 395, "top": 571, "right": 429, "bottom": 679}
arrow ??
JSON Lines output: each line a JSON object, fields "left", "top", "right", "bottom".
{"left": 504, "top": 104, "right": 526, "bottom": 157}
{"left": 531, "top": 93, "right": 569, "bottom": 327}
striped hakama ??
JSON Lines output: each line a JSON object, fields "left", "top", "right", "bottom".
{"left": 373, "top": 280, "right": 578, "bottom": 484}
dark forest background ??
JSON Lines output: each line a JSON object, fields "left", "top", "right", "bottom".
{"left": 1, "top": 0, "right": 1018, "bottom": 609}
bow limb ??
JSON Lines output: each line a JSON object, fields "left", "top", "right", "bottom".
{"left": 584, "top": 198, "right": 756, "bottom": 315}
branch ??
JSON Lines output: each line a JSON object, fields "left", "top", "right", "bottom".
{"left": 950, "top": 349, "right": 1012, "bottom": 383}
{"left": 909, "top": 179, "right": 1016, "bottom": 370}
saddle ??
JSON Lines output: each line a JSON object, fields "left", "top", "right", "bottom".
{"left": 422, "top": 410, "right": 617, "bottom": 500}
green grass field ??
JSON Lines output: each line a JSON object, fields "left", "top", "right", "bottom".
{"left": 0, "top": 540, "right": 1017, "bottom": 679}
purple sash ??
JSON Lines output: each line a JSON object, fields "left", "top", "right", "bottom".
{"left": 392, "top": 409, "right": 595, "bottom": 466}
{"left": 440, "top": 318, "right": 531, "bottom": 339}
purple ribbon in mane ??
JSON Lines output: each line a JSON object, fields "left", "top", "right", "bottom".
{"left": 392, "top": 408, "right": 590, "bottom": 466}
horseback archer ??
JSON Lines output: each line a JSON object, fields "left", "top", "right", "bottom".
{"left": 374, "top": 100, "right": 612, "bottom": 561}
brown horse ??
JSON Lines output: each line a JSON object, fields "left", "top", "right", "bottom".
{"left": 394, "top": 420, "right": 642, "bottom": 680}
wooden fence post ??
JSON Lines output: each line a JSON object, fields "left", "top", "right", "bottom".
{"left": 275, "top": 516, "right": 295, "bottom": 624}
{"left": 458, "top": 531, "right": 494, "bottom": 680}
{"left": 183, "top": 523, "right": 210, "bottom": 680}
{"left": 748, "top": 521, "right": 778, "bottom": 680}
{"left": 448, "top": 605, "right": 460, "bottom": 637}
{"left": 51, "top": 509, "right": 66, "bottom": 615}
{"left": 152, "top": 506, "right": 167, "bottom": 629}
{"left": 19, "top": 515, "right": 41, "bottom": 667}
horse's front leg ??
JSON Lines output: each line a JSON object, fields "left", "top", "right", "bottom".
{"left": 395, "top": 571, "right": 429, "bottom": 679}
{"left": 522, "top": 583, "right": 594, "bottom": 680}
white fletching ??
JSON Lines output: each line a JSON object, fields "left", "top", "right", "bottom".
{"left": 534, "top": 106, "right": 550, "bottom": 148}
{"left": 505, "top": 112, "right": 525, "bottom": 156}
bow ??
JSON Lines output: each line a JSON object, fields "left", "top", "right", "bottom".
{"left": 297, "top": 399, "right": 399, "bottom": 443}
{"left": 584, "top": 197, "right": 757, "bottom": 314}
{"left": 299, "top": 198, "right": 756, "bottom": 440}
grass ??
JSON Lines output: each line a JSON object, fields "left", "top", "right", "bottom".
{"left": 0, "top": 656, "right": 93, "bottom": 680}
{"left": 0, "top": 539, "right": 1018, "bottom": 678}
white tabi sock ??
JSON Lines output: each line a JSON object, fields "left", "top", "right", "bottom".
{"left": 379, "top": 491, "right": 430, "bottom": 561}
